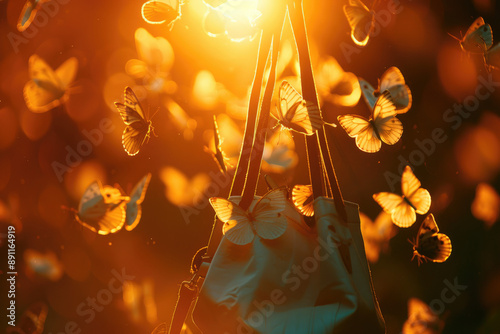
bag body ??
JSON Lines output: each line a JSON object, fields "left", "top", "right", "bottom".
{"left": 192, "top": 196, "right": 385, "bottom": 334}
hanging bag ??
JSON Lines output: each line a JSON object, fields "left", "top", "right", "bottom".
{"left": 170, "top": 1, "right": 386, "bottom": 333}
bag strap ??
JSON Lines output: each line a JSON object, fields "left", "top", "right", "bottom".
{"left": 288, "top": 0, "right": 347, "bottom": 222}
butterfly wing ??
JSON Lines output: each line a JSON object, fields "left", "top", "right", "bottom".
{"left": 371, "top": 91, "right": 402, "bottom": 146}
{"left": 379, "top": 67, "right": 412, "bottom": 113}
{"left": 17, "top": 0, "right": 44, "bottom": 32}
{"left": 402, "top": 166, "right": 431, "bottom": 215}
{"left": 415, "top": 214, "right": 452, "bottom": 263}
{"left": 209, "top": 197, "right": 254, "bottom": 245}
{"left": 462, "top": 17, "right": 492, "bottom": 53}
{"left": 484, "top": 43, "right": 500, "bottom": 71}
{"left": 141, "top": 0, "right": 180, "bottom": 25}
{"left": 292, "top": 184, "right": 315, "bottom": 216}
{"left": 359, "top": 78, "right": 377, "bottom": 110}
{"left": 278, "top": 81, "right": 322, "bottom": 135}
{"left": 343, "top": 0, "right": 374, "bottom": 46}
{"left": 24, "top": 55, "right": 67, "bottom": 113}
{"left": 55, "top": 57, "right": 78, "bottom": 89}
{"left": 403, "top": 298, "right": 443, "bottom": 334}
{"left": 78, "top": 181, "right": 106, "bottom": 220}
{"left": 252, "top": 189, "right": 288, "bottom": 240}
{"left": 338, "top": 114, "right": 381, "bottom": 153}
{"left": 115, "top": 87, "right": 151, "bottom": 156}
{"left": 125, "top": 173, "right": 152, "bottom": 231}
{"left": 373, "top": 192, "right": 416, "bottom": 227}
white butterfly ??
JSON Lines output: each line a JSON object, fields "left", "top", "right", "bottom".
{"left": 337, "top": 91, "right": 402, "bottom": 153}
{"left": 209, "top": 188, "right": 288, "bottom": 245}
{"left": 373, "top": 166, "right": 431, "bottom": 228}
{"left": 141, "top": 0, "right": 181, "bottom": 26}
{"left": 23, "top": 55, "right": 78, "bottom": 113}
{"left": 343, "top": 0, "right": 375, "bottom": 46}
{"left": 271, "top": 80, "right": 323, "bottom": 136}
{"left": 410, "top": 214, "right": 452, "bottom": 265}
{"left": 75, "top": 181, "right": 130, "bottom": 235}
{"left": 359, "top": 67, "right": 412, "bottom": 113}
{"left": 449, "top": 17, "right": 493, "bottom": 54}
{"left": 125, "top": 173, "right": 152, "bottom": 231}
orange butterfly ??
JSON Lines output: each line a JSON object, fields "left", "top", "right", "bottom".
{"left": 343, "top": 0, "right": 375, "bottom": 46}
{"left": 410, "top": 214, "right": 452, "bottom": 265}
{"left": 292, "top": 184, "right": 314, "bottom": 217}
{"left": 142, "top": 0, "right": 181, "bottom": 27}
{"left": 402, "top": 298, "right": 444, "bottom": 334}
{"left": 338, "top": 91, "right": 402, "bottom": 153}
{"left": 115, "top": 87, "right": 157, "bottom": 156}
{"left": 373, "top": 166, "right": 431, "bottom": 228}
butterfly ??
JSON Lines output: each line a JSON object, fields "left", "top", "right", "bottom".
{"left": 338, "top": 91, "right": 402, "bottom": 153}
{"left": 24, "top": 249, "right": 63, "bottom": 282}
{"left": 23, "top": 55, "right": 78, "bottom": 113}
{"left": 359, "top": 67, "right": 412, "bottom": 113}
{"left": 210, "top": 188, "right": 288, "bottom": 245}
{"left": 204, "top": 115, "right": 232, "bottom": 174}
{"left": 271, "top": 80, "right": 324, "bottom": 136}
{"left": 373, "top": 166, "right": 431, "bottom": 228}
{"left": 160, "top": 167, "right": 211, "bottom": 207}
{"left": 292, "top": 184, "right": 314, "bottom": 217}
{"left": 6, "top": 302, "right": 48, "bottom": 334}
{"left": 483, "top": 43, "right": 500, "bottom": 71}
{"left": 262, "top": 129, "right": 299, "bottom": 174}
{"left": 449, "top": 17, "right": 493, "bottom": 54}
{"left": 315, "top": 56, "right": 361, "bottom": 107}
{"left": 343, "top": 0, "right": 375, "bottom": 46}
{"left": 124, "top": 173, "right": 152, "bottom": 231}
{"left": 74, "top": 181, "right": 130, "bottom": 235}
{"left": 402, "top": 298, "right": 444, "bottom": 334}
{"left": 17, "top": 0, "right": 49, "bottom": 32}
{"left": 410, "top": 214, "right": 452, "bottom": 265}
{"left": 115, "top": 87, "right": 156, "bottom": 156}
{"left": 360, "top": 211, "right": 397, "bottom": 263}
{"left": 141, "top": 0, "right": 181, "bottom": 26}
{"left": 471, "top": 183, "right": 500, "bottom": 228}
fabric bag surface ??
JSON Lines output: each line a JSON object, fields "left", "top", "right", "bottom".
{"left": 192, "top": 195, "right": 386, "bottom": 334}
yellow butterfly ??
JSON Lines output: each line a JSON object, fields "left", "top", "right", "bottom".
{"left": 360, "top": 211, "right": 397, "bottom": 263}
{"left": 204, "top": 115, "right": 232, "bottom": 174}
{"left": 124, "top": 173, "right": 152, "bottom": 231}
{"left": 160, "top": 167, "right": 211, "bottom": 207}
{"left": 271, "top": 80, "right": 323, "bottom": 136}
{"left": 359, "top": 67, "right": 412, "bottom": 113}
{"left": 6, "top": 302, "right": 48, "bottom": 334}
{"left": 471, "top": 183, "right": 500, "bottom": 228}
{"left": 315, "top": 56, "right": 361, "bottom": 107}
{"left": 483, "top": 43, "right": 500, "bottom": 71}
{"left": 115, "top": 87, "right": 157, "bottom": 156}
{"left": 410, "top": 214, "right": 452, "bottom": 265}
{"left": 142, "top": 0, "right": 181, "bottom": 26}
{"left": 74, "top": 181, "right": 130, "bottom": 235}
{"left": 449, "top": 17, "right": 493, "bottom": 54}
{"left": 343, "top": 0, "right": 375, "bottom": 46}
{"left": 402, "top": 298, "right": 444, "bottom": 334}
{"left": 373, "top": 166, "right": 431, "bottom": 228}
{"left": 292, "top": 184, "right": 314, "bottom": 217}
{"left": 338, "top": 91, "right": 402, "bottom": 153}
{"left": 210, "top": 188, "right": 288, "bottom": 245}
{"left": 17, "top": 0, "right": 49, "bottom": 32}
{"left": 23, "top": 55, "right": 78, "bottom": 113}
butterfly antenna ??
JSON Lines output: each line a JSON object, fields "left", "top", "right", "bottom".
{"left": 150, "top": 107, "right": 160, "bottom": 120}
{"left": 447, "top": 32, "right": 461, "bottom": 42}
{"left": 61, "top": 205, "right": 78, "bottom": 214}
